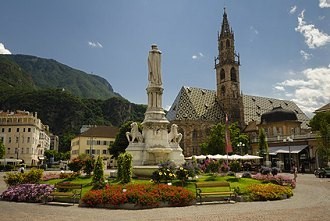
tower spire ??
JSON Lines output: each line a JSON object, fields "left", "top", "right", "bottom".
{"left": 220, "top": 8, "right": 231, "bottom": 37}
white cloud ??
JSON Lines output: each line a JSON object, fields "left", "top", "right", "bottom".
{"left": 295, "top": 10, "right": 330, "bottom": 48}
{"left": 0, "top": 43, "right": 11, "bottom": 54}
{"left": 319, "top": 0, "right": 330, "bottom": 8}
{"left": 88, "top": 41, "right": 103, "bottom": 48}
{"left": 192, "top": 52, "right": 204, "bottom": 60}
{"left": 290, "top": 5, "right": 297, "bottom": 14}
{"left": 250, "top": 26, "right": 259, "bottom": 35}
{"left": 300, "top": 50, "right": 312, "bottom": 60}
{"left": 274, "top": 66, "right": 330, "bottom": 116}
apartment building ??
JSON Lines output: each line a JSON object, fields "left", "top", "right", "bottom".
{"left": 0, "top": 110, "right": 50, "bottom": 166}
{"left": 71, "top": 125, "right": 119, "bottom": 168}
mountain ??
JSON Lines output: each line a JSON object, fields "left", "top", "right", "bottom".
{"left": 0, "top": 54, "right": 120, "bottom": 100}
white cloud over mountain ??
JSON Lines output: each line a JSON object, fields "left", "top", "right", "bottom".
{"left": 0, "top": 43, "right": 11, "bottom": 54}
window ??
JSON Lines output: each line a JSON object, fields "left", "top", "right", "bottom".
{"left": 92, "top": 149, "right": 96, "bottom": 154}
{"left": 9, "top": 137, "right": 11, "bottom": 143}
{"left": 8, "top": 128, "right": 11, "bottom": 132}
{"left": 103, "top": 150, "right": 107, "bottom": 155}
{"left": 16, "top": 137, "right": 19, "bottom": 143}
{"left": 7, "top": 148, "right": 10, "bottom": 154}
{"left": 226, "top": 39, "right": 230, "bottom": 48}
{"left": 1, "top": 128, "right": 4, "bottom": 132}
{"left": 103, "top": 141, "right": 107, "bottom": 145}
{"left": 17, "top": 128, "right": 19, "bottom": 132}
{"left": 230, "top": 67, "right": 237, "bottom": 81}
{"left": 27, "top": 137, "right": 30, "bottom": 143}
{"left": 96, "top": 150, "right": 100, "bottom": 155}
{"left": 86, "top": 150, "right": 90, "bottom": 154}
{"left": 23, "top": 128, "right": 26, "bottom": 132}
{"left": 220, "top": 69, "right": 225, "bottom": 80}
{"left": 26, "top": 148, "right": 29, "bottom": 154}
{"left": 28, "top": 128, "right": 31, "bottom": 132}
{"left": 97, "top": 140, "right": 101, "bottom": 145}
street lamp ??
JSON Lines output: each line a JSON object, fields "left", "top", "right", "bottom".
{"left": 237, "top": 142, "right": 245, "bottom": 155}
{"left": 283, "top": 136, "right": 293, "bottom": 172}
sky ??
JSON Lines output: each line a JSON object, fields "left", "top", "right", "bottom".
{"left": 1, "top": 0, "right": 329, "bottom": 118}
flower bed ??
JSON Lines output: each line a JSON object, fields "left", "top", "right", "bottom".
{"left": 252, "top": 173, "right": 296, "bottom": 188}
{"left": 247, "top": 183, "right": 293, "bottom": 201}
{"left": 0, "top": 184, "right": 55, "bottom": 202}
{"left": 80, "top": 183, "right": 195, "bottom": 209}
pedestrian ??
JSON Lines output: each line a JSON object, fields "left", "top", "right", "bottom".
{"left": 293, "top": 165, "right": 298, "bottom": 182}
{"left": 19, "top": 165, "right": 25, "bottom": 173}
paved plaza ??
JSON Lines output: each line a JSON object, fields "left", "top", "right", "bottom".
{"left": 0, "top": 171, "right": 329, "bottom": 221}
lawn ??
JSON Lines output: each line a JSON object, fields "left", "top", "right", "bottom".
{"left": 42, "top": 173, "right": 262, "bottom": 197}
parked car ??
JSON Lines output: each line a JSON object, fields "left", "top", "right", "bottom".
{"left": 314, "top": 168, "right": 330, "bottom": 178}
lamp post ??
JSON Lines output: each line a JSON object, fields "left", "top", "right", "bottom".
{"left": 283, "top": 137, "right": 293, "bottom": 172}
{"left": 237, "top": 142, "right": 245, "bottom": 155}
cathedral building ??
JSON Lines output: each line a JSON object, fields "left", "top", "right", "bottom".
{"left": 166, "top": 9, "right": 310, "bottom": 157}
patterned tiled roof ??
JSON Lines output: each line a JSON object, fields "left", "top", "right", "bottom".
{"left": 166, "top": 86, "right": 224, "bottom": 122}
{"left": 166, "top": 87, "right": 310, "bottom": 129}
{"left": 243, "top": 95, "right": 310, "bottom": 129}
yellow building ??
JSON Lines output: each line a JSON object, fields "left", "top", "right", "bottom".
{"left": 70, "top": 126, "right": 119, "bottom": 168}
{"left": 0, "top": 110, "right": 50, "bottom": 166}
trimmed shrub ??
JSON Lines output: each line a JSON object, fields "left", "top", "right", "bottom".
{"left": 4, "top": 169, "right": 43, "bottom": 186}
{"left": 117, "top": 152, "right": 132, "bottom": 184}
{"left": 92, "top": 156, "right": 105, "bottom": 189}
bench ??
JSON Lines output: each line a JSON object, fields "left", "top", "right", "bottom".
{"left": 45, "top": 182, "right": 83, "bottom": 205}
{"left": 195, "top": 181, "right": 234, "bottom": 204}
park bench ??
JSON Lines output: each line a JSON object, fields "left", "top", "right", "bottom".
{"left": 45, "top": 182, "right": 83, "bottom": 205}
{"left": 195, "top": 181, "right": 234, "bottom": 204}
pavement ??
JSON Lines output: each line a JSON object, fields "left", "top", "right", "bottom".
{"left": 0, "top": 171, "right": 329, "bottom": 221}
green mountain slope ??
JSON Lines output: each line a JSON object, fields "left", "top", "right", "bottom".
{"left": 0, "top": 54, "right": 120, "bottom": 100}
{"left": 0, "top": 55, "right": 35, "bottom": 90}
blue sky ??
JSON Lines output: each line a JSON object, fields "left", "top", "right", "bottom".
{"left": 1, "top": 0, "right": 329, "bottom": 117}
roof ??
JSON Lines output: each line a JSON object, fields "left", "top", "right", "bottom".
{"left": 314, "top": 103, "right": 330, "bottom": 113}
{"left": 166, "top": 86, "right": 310, "bottom": 129}
{"left": 269, "top": 145, "right": 308, "bottom": 155}
{"left": 166, "top": 86, "right": 224, "bottom": 122}
{"left": 79, "top": 126, "right": 119, "bottom": 138}
{"left": 260, "top": 106, "right": 298, "bottom": 124}
{"left": 243, "top": 94, "right": 309, "bottom": 129}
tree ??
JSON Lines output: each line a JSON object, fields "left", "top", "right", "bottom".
{"left": 109, "top": 121, "right": 142, "bottom": 158}
{"left": 309, "top": 112, "right": 330, "bottom": 166}
{"left": 200, "top": 123, "right": 226, "bottom": 155}
{"left": 229, "top": 122, "right": 249, "bottom": 154}
{"left": 258, "top": 128, "right": 269, "bottom": 162}
{"left": 0, "top": 140, "right": 5, "bottom": 159}
{"left": 92, "top": 156, "right": 105, "bottom": 189}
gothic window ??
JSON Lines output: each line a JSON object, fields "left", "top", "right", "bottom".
{"left": 230, "top": 67, "right": 237, "bottom": 81}
{"left": 226, "top": 39, "right": 230, "bottom": 48}
{"left": 220, "top": 69, "right": 225, "bottom": 80}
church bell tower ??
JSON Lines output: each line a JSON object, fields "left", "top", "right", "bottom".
{"left": 215, "top": 8, "right": 244, "bottom": 127}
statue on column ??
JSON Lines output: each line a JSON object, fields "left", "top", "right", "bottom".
{"left": 148, "top": 44, "right": 162, "bottom": 85}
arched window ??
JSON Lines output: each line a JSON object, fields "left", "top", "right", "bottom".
{"left": 230, "top": 67, "right": 237, "bottom": 81}
{"left": 220, "top": 69, "right": 225, "bottom": 80}
{"left": 226, "top": 39, "right": 230, "bottom": 48}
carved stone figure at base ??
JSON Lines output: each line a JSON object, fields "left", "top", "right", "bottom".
{"left": 126, "top": 122, "right": 143, "bottom": 143}
{"left": 168, "top": 124, "right": 182, "bottom": 144}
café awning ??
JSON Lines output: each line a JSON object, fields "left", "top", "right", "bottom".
{"left": 268, "top": 145, "right": 308, "bottom": 155}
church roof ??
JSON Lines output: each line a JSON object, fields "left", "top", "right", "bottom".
{"left": 166, "top": 86, "right": 224, "bottom": 122}
{"left": 166, "top": 86, "right": 310, "bottom": 129}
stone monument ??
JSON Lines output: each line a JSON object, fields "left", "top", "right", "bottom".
{"left": 126, "top": 44, "right": 185, "bottom": 176}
